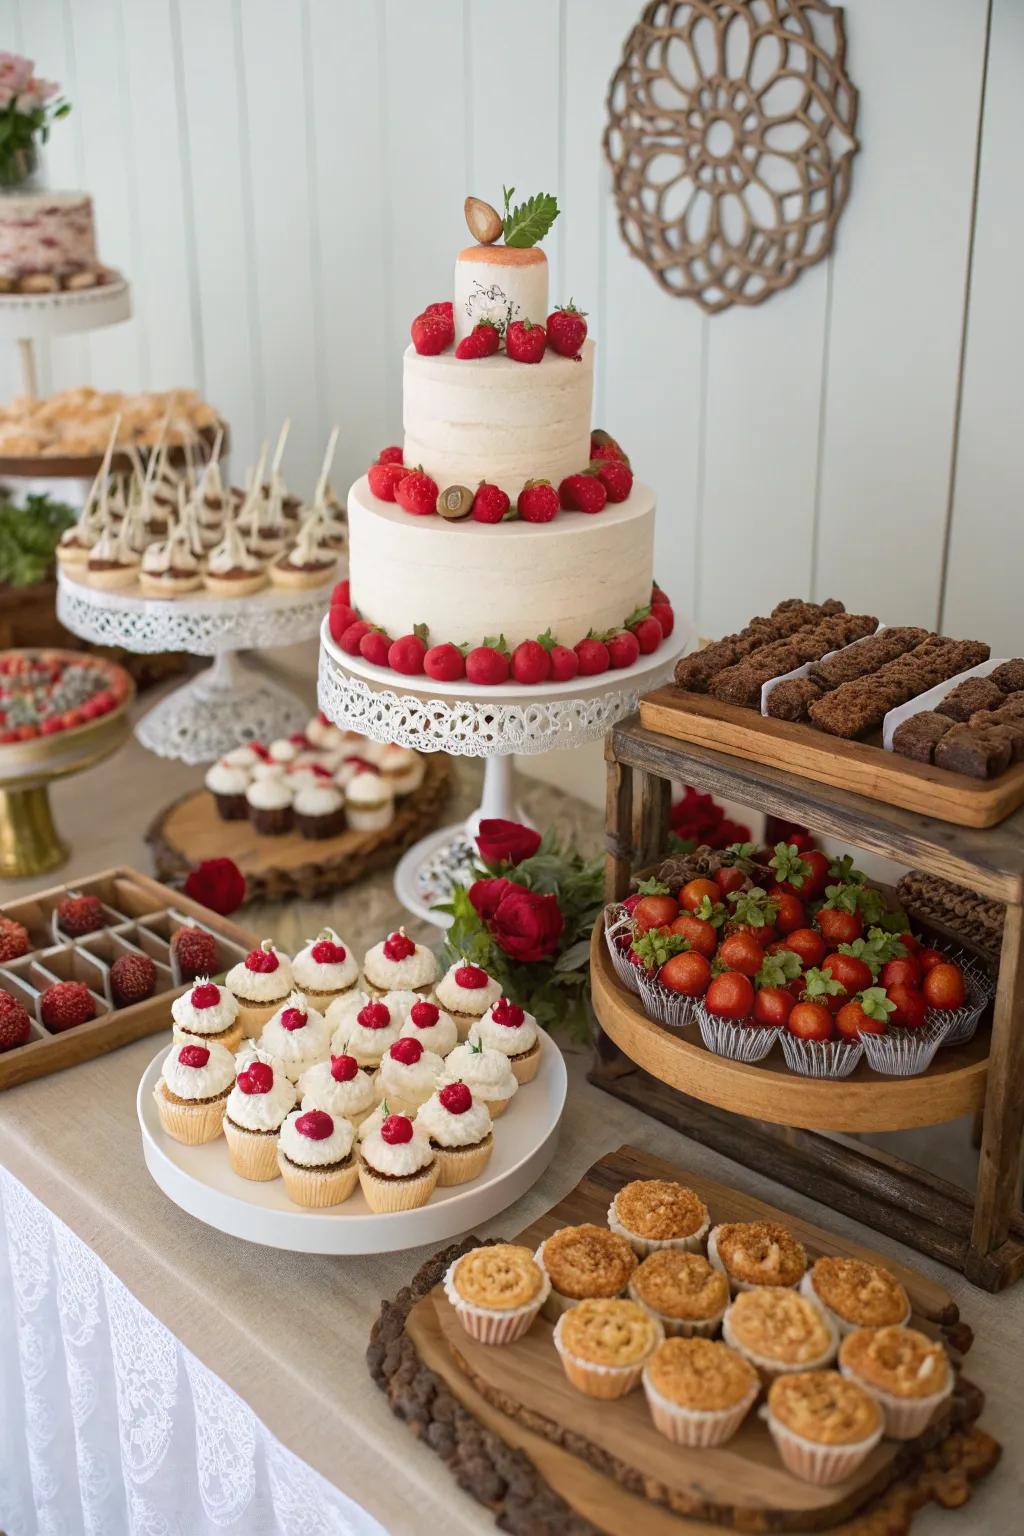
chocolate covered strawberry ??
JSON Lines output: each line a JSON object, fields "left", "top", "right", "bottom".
{"left": 546, "top": 301, "right": 587, "bottom": 358}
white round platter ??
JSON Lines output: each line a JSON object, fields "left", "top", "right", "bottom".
{"left": 137, "top": 1031, "right": 566, "bottom": 1254}
{"left": 0, "top": 275, "right": 131, "bottom": 338}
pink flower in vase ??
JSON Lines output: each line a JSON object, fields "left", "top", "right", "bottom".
{"left": 0, "top": 53, "right": 34, "bottom": 99}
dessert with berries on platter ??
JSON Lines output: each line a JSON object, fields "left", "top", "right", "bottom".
{"left": 153, "top": 1039, "right": 235, "bottom": 1145}
{"left": 357, "top": 1109, "right": 439, "bottom": 1212}
{"left": 298, "top": 1050, "right": 378, "bottom": 1127}
{"left": 0, "top": 649, "right": 130, "bottom": 747}
{"left": 337, "top": 189, "right": 676, "bottom": 688}
{"left": 0, "top": 192, "right": 114, "bottom": 293}
{"left": 224, "top": 939, "right": 293, "bottom": 1037}
{"left": 222, "top": 1052, "right": 297, "bottom": 1180}
{"left": 171, "top": 979, "right": 243, "bottom": 1054}
{"left": 276, "top": 1106, "right": 359, "bottom": 1208}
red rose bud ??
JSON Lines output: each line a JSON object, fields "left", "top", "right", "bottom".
{"left": 454, "top": 964, "right": 488, "bottom": 989}
{"left": 357, "top": 1001, "right": 392, "bottom": 1030}
{"left": 380, "top": 1113, "right": 414, "bottom": 1145}
{"left": 489, "top": 886, "right": 564, "bottom": 963}
{"left": 330, "top": 1053, "right": 359, "bottom": 1082}
{"left": 409, "top": 1000, "right": 439, "bottom": 1029}
{"left": 382, "top": 929, "right": 415, "bottom": 961}
{"left": 468, "top": 876, "right": 515, "bottom": 921}
{"left": 295, "top": 1109, "right": 334, "bottom": 1140}
{"left": 178, "top": 1044, "right": 210, "bottom": 1068}
{"left": 389, "top": 1036, "right": 423, "bottom": 1065}
{"left": 439, "top": 1081, "right": 472, "bottom": 1114}
{"left": 475, "top": 818, "right": 542, "bottom": 867}
{"left": 492, "top": 997, "right": 525, "bottom": 1027}
{"left": 183, "top": 857, "right": 246, "bottom": 915}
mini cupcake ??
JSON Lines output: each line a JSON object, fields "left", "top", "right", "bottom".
{"left": 708, "top": 1220, "right": 807, "bottom": 1293}
{"left": 375, "top": 1035, "right": 446, "bottom": 1115}
{"left": 609, "top": 1179, "right": 711, "bottom": 1258}
{"left": 442, "top": 1039, "right": 518, "bottom": 1117}
{"left": 801, "top": 1256, "right": 911, "bottom": 1337}
{"left": 537, "top": 1223, "right": 638, "bottom": 1320}
{"left": 204, "top": 759, "right": 250, "bottom": 821}
{"left": 362, "top": 928, "right": 438, "bottom": 995}
{"left": 469, "top": 998, "right": 540, "bottom": 1084}
{"left": 222, "top": 744, "right": 264, "bottom": 770}
{"left": 838, "top": 1326, "right": 953, "bottom": 1440}
{"left": 435, "top": 961, "right": 502, "bottom": 1039}
{"left": 223, "top": 1053, "right": 297, "bottom": 1180}
{"left": 153, "top": 1040, "right": 236, "bottom": 1145}
{"left": 355, "top": 1098, "right": 401, "bottom": 1142}
{"left": 246, "top": 775, "right": 294, "bottom": 836}
{"left": 629, "top": 1251, "right": 730, "bottom": 1339}
{"left": 298, "top": 1051, "right": 378, "bottom": 1126}
{"left": 400, "top": 998, "right": 458, "bottom": 1058}
{"left": 250, "top": 760, "right": 286, "bottom": 783}
{"left": 256, "top": 991, "right": 332, "bottom": 1082}
{"left": 643, "top": 1336, "right": 759, "bottom": 1447}
{"left": 377, "top": 743, "right": 425, "bottom": 797}
{"left": 764, "top": 1371, "right": 883, "bottom": 1485}
{"left": 293, "top": 782, "right": 346, "bottom": 839}
{"left": 553, "top": 1298, "right": 662, "bottom": 1400}
{"left": 290, "top": 928, "right": 359, "bottom": 1008}
{"left": 171, "top": 978, "right": 243, "bottom": 1053}
{"left": 276, "top": 1108, "right": 358, "bottom": 1208}
{"left": 416, "top": 1081, "right": 494, "bottom": 1185}
{"left": 444, "top": 1243, "right": 549, "bottom": 1344}
{"left": 345, "top": 768, "right": 395, "bottom": 832}
{"left": 358, "top": 1110, "right": 438, "bottom": 1212}
{"left": 225, "top": 940, "right": 294, "bottom": 1037}
{"left": 337, "top": 996, "right": 403, "bottom": 1068}
{"left": 268, "top": 736, "right": 301, "bottom": 765}
{"left": 723, "top": 1288, "right": 838, "bottom": 1384}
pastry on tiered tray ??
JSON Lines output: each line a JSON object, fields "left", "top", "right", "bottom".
{"left": 0, "top": 387, "right": 220, "bottom": 461}
{"left": 333, "top": 188, "right": 676, "bottom": 686}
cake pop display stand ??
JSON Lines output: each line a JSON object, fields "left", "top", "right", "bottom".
{"left": 318, "top": 618, "right": 689, "bottom": 926}
{"left": 57, "top": 572, "right": 336, "bottom": 765}
{"left": 0, "top": 277, "right": 132, "bottom": 397}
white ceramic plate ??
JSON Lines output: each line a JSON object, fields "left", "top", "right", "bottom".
{"left": 137, "top": 1033, "right": 566, "bottom": 1254}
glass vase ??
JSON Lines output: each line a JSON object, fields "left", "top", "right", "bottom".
{"left": 0, "top": 143, "right": 41, "bottom": 193}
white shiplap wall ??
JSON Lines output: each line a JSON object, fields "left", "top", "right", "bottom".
{"left": 1, "top": 0, "right": 1018, "bottom": 652}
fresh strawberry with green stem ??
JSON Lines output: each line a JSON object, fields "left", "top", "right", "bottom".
{"left": 627, "top": 607, "right": 664, "bottom": 655}
{"left": 800, "top": 965, "right": 847, "bottom": 1014}
{"left": 465, "top": 641, "right": 510, "bottom": 686}
{"left": 605, "top": 630, "right": 640, "bottom": 669}
{"left": 769, "top": 841, "right": 812, "bottom": 894}
{"left": 836, "top": 987, "right": 894, "bottom": 1040}
{"left": 727, "top": 886, "right": 778, "bottom": 932}
{"left": 506, "top": 318, "right": 546, "bottom": 364}
{"left": 594, "top": 459, "right": 633, "bottom": 503}
{"left": 574, "top": 635, "right": 610, "bottom": 676}
{"left": 410, "top": 309, "right": 453, "bottom": 355}
{"left": 395, "top": 469, "right": 438, "bottom": 516}
{"left": 558, "top": 473, "right": 607, "bottom": 514}
{"left": 631, "top": 927, "right": 688, "bottom": 974}
{"left": 377, "top": 446, "right": 404, "bottom": 465}
{"left": 424, "top": 642, "right": 466, "bottom": 682}
{"left": 537, "top": 629, "right": 579, "bottom": 682}
{"left": 360, "top": 628, "right": 392, "bottom": 667}
{"left": 546, "top": 301, "right": 587, "bottom": 358}
{"left": 511, "top": 639, "right": 551, "bottom": 685}
{"left": 517, "top": 480, "right": 559, "bottom": 522}
{"left": 388, "top": 628, "right": 429, "bottom": 675}
{"left": 472, "top": 482, "right": 511, "bottom": 524}
{"left": 455, "top": 320, "right": 501, "bottom": 360}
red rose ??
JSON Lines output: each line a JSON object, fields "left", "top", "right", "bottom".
{"left": 489, "top": 886, "right": 563, "bottom": 963}
{"left": 468, "top": 876, "right": 514, "bottom": 920}
{"left": 184, "top": 858, "right": 246, "bottom": 916}
{"left": 475, "top": 818, "right": 541, "bottom": 867}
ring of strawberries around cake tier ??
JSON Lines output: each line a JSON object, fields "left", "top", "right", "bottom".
{"left": 326, "top": 581, "right": 675, "bottom": 687}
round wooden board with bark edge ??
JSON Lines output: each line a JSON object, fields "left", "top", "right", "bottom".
{"left": 369, "top": 1144, "right": 999, "bottom": 1536}
{"left": 146, "top": 753, "right": 451, "bottom": 904}
{"left": 590, "top": 924, "right": 991, "bottom": 1135}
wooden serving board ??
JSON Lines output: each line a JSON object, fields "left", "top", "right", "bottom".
{"left": 638, "top": 688, "right": 1024, "bottom": 829}
{"left": 146, "top": 754, "right": 451, "bottom": 904}
{"left": 370, "top": 1145, "right": 999, "bottom": 1536}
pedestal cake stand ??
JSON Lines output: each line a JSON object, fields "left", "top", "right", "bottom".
{"left": 318, "top": 618, "right": 688, "bottom": 925}
{"left": 57, "top": 573, "right": 335, "bottom": 765}
{"left": 0, "top": 277, "right": 132, "bottom": 398}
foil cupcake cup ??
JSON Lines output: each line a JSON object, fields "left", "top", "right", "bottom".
{"left": 860, "top": 1015, "right": 953, "bottom": 1076}
{"left": 696, "top": 1004, "right": 779, "bottom": 1063}
{"left": 779, "top": 1032, "right": 863, "bottom": 1079}
{"left": 603, "top": 906, "right": 642, "bottom": 995}
{"left": 636, "top": 967, "right": 700, "bottom": 1029}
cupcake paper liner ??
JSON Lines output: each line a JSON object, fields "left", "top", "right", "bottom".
{"left": 636, "top": 967, "right": 700, "bottom": 1030}
{"left": 722, "top": 1303, "right": 838, "bottom": 1384}
{"left": 608, "top": 1196, "right": 709, "bottom": 1258}
{"left": 223, "top": 1119, "right": 283, "bottom": 1181}
{"left": 434, "top": 1135, "right": 494, "bottom": 1187}
{"left": 508, "top": 1043, "right": 541, "bottom": 1085}
{"left": 357, "top": 1157, "right": 438, "bottom": 1212}
{"left": 799, "top": 1271, "right": 911, "bottom": 1337}
{"left": 553, "top": 1311, "right": 662, "bottom": 1399}
{"left": 232, "top": 995, "right": 288, "bottom": 1040}
{"left": 838, "top": 1360, "right": 954, "bottom": 1440}
{"left": 643, "top": 1369, "right": 757, "bottom": 1445}
{"left": 696, "top": 1005, "right": 780, "bottom": 1063}
{"left": 628, "top": 1279, "right": 724, "bottom": 1339}
{"left": 763, "top": 1407, "right": 883, "bottom": 1485}
{"left": 442, "top": 1256, "right": 550, "bottom": 1345}
{"left": 860, "top": 1015, "right": 953, "bottom": 1077}
{"left": 153, "top": 1086, "right": 227, "bottom": 1146}
{"left": 706, "top": 1226, "right": 806, "bottom": 1295}
{"left": 277, "top": 1153, "right": 359, "bottom": 1208}
{"left": 481, "top": 1094, "right": 513, "bottom": 1119}
{"left": 603, "top": 905, "right": 642, "bottom": 995}
{"left": 173, "top": 1020, "right": 245, "bottom": 1055}
{"left": 779, "top": 1032, "right": 863, "bottom": 1079}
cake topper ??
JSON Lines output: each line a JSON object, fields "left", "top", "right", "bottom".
{"left": 462, "top": 188, "right": 560, "bottom": 249}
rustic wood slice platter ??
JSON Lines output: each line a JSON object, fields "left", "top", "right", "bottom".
{"left": 590, "top": 925, "right": 991, "bottom": 1134}
{"left": 370, "top": 1144, "right": 998, "bottom": 1535}
{"left": 146, "top": 754, "right": 451, "bottom": 904}
{"left": 638, "top": 687, "right": 1024, "bottom": 829}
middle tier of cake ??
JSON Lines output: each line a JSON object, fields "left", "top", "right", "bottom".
{"left": 347, "top": 474, "right": 655, "bottom": 652}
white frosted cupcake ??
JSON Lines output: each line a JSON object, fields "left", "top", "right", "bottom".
{"left": 290, "top": 928, "right": 359, "bottom": 1008}
{"left": 293, "top": 782, "right": 346, "bottom": 839}
{"left": 337, "top": 995, "right": 404, "bottom": 1068}
{"left": 362, "top": 928, "right": 438, "bottom": 995}
{"left": 435, "top": 961, "right": 502, "bottom": 1039}
{"left": 222, "top": 744, "right": 264, "bottom": 770}
{"left": 443, "top": 1039, "right": 518, "bottom": 1118}
{"left": 469, "top": 998, "right": 540, "bottom": 1084}
{"left": 268, "top": 736, "right": 302, "bottom": 764}
{"left": 153, "top": 1040, "right": 236, "bottom": 1145}
{"left": 298, "top": 1051, "right": 378, "bottom": 1125}
{"left": 375, "top": 1036, "right": 446, "bottom": 1115}
{"left": 358, "top": 1111, "right": 438, "bottom": 1212}
{"left": 399, "top": 997, "right": 458, "bottom": 1058}
{"left": 377, "top": 743, "right": 425, "bottom": 796}
{"left": 345, "top": 768, "right": 395, "bottom": 831}
{"left": 417, "top": 1081, "right": 494, "bottom": 1186}
{"left": 205, "top": 759, "right": 249, "bottom": 820}
{"left": 256, "top": 991, "right": 331, "bottom": 1082}
{"left": 245, "top": 775, "right": 293, "bottom": 836}
{"left": 356, "top": 1098, "right": 402, "bottom": 1142}
{"left": 171, "top": 978, "right": 243, "bottom": 1053}
{"left": 223, "top": 1053, "right": 297, "bottom": 1180}
{"left": 225, "top": 940, "right": 294, "bottom": 1037}
{"left": 276, "top": 1108, "right": 358, "bottom": 1208}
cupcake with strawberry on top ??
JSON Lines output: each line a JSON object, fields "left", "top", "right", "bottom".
{"left": 400, "top": 997, "right": 459, "bottom": 1058}
{"left": 416, "top": 1080, "right": 494, "bottom": 1186}
{"left": 276, "top": 1107, "right": 358, "bottom": 1208}
{"left": 358, "top": 1110, "right": 439, "bottom": 1212}
{"left": 256, "top": 990, "right": 332, "bottom": 1083}
{"left": 154, "top": 1039, "right": 236, "bottom": 1145}
{"left": 298, "top": 1050, "right": 379, "bottom": 1126}
{"left": 362, "top": 927, "right": 438, "bottom": 996}
{"left": 223, "top": 1051, "right": 297, "bottom": 1180}
{"left": 334, "top": 995, "right": 404, "bottom": 1069}
{"left": 290, "top": 927, "right": 359, "bottom": 1009}
{"left": 435, "top": 960, "right": 502, "bottom": 1040}
{"left": 225, "top": 939, "right": 293, "bottom": 1038}
{"left": 375, "top": 1035, "right": 446, "bottom": 1116}
{"left": 469, "top": 996, "right": 541, "bottom": 1084}
{"left": 171, "top": 977, "right": 243, "bottom": 1054}
{"left": 442, "top": 1038, "right": 519, "bottom": 1118}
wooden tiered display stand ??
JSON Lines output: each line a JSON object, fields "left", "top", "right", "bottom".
{"left": 591, "top": 717, "right": 1024, "bottom": 1293}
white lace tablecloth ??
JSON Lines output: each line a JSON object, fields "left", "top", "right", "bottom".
{"left": 0, "top": 1168, "right": 384, "bottom": 1536}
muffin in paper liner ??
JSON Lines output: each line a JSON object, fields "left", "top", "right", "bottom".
{"left": 603, "top": 906, "right": 642, "bottom": 994}
{"left": 552, "top": 1309, "right": 663, "bottom": 1399}
{"left": 643, "top": 1366, "right": 757, "bottom": 1445}
{"left": 627, "top": 1277, "right": 725, "bottom": 1339}
{"left": 723, "top": 1302, "right": 838, "bottom": 1385}
{"left": 706, "top": 1226, "right": 806, "bottom": 1295}
{"left": 935, "top": 969, "right": 990, "bottom": 1049}
{"left": 779, "top": 1032, "right": 863, "bottom": 1079}
{"left": 799, "top": 1270, "right": 911, "bottom": 1339}
{"left": 534, "top": 1237, "right": 629, "bottom": 1321}
{"left": 223, "top": 1120, "right": 282, "bottom": 1181}
{"left": 234, "top": 997, "right": 286, "bottom": 1040}
{"left": 636, "top": 967, "right": 700, "bottom": 1029}
{"left": 434, "top": 1135, "right": 494, "bottom": 1188}
{"left": 507, "top": 1042, "right": 541, "bottom": 1085}
{"left": 762, "top": 1405, "right": 883, "bottom": 1485}
{"left": 860, "top": 1015, "right": 953, "bottom": 1077}
{"left": 607, "top": 1195, "right": 710, "bottom": 1259}
{"left": 277, "top": 1152, "right": 359, "bottom": 1209}
{"left": 443, "top": 1255, "right": 551, "bottom": 1345}
{"left": 357, "top": 1157, "right": 439, "bottom": 1212}
{"left": 696, "top": 1005, "right": 779, "bottom": 1063}
{"left": 153, "top": 1085, "right": 228, "bottom": 1146}
{"left": 838, "top": 1358, "right": 954, "bottom": 1440}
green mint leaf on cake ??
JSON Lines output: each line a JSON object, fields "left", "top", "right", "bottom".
{"left": 502, "top": 190, "right": 560, "bottom": 248}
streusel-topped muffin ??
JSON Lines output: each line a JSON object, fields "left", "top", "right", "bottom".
{"left": 723, "top": 1287, "right": 837, "bottom": 1380}
{"left": 709, "top": 1220, "right": 807, "bottom": 1292}
{"left": 838, "top": 1325, "right": 952, "bottom": 1439}
{"left": 643, "top": 1335, "right": 758, "bottom": 1448}
{"left": 629, "top": 1251, "right": 729, "bottom": 1337}
{"left": 538, "top": 1223, "right": 637, "bottom": 1316}
{"left": 609, "top": 1179, "right": 710, "bottom": 1257}
{"left": 452, "top": 1244, "right": 545, "bottom": 1311}
{"left": 554, "top": 1298, "right": 661, "bottom": 1400}
{"left": 803, "top": 1255, "right": 911, "bottom": 1334}
{"left": 765, "top": 1371, "right": 883, "bottom": 1484}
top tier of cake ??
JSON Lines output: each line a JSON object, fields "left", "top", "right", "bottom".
{"left": 0, "top": 192, "right": 99, "bottom": 286}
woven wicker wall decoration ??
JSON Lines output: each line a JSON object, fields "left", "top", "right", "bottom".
{"left": 604, "top": 0, "right": 859, "bottom": 313}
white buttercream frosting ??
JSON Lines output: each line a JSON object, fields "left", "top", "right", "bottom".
{"left": 293, "top": 783, "right": 342, "bottom": 817}
{"left": 160, "top": 1040, "right": 235, "bottom": 1101}
{"left": 257, "top": 991, "right": 332, "bottom": 1081}
{"left": 326, "top": 987, "right": 372, "bottom": 1038}
{"left": 435, "top": 963, "right": 502, "bottom": 1018}
{"left": 268, "top": 738, "right": 300, "bottom": 763}
{"left": 400, "top": 1000, "right": 458, "bottom": 1058}
{"left": 357, "top": 1100, "right": 406, "bottom": 1142}
{"left": 360, "top": 1118, "right": 434, "bottom": 1177}
{"left": 376, "top": 1043, "right": 446, "bottom": 1106}
{"left": 443, "top": 1042, "right": 519, "bottom": 1106}
{"left": 298, "top": 1057, "right": 378, "bottom": 1120}
{"left": 222, "top": 745, "right": 262, "bottom": 769}
{"left": 141, "top": 522, "right": 200, "bottom": 576}
{"left": 278, "top": 1108, "right": 355, "bottom": 1168}
{"left": 208, "top": 518, "right": 262, "bottom": 574}
{"left": 282, "top": 516, "right": 334, "bottom": 569}
{"left": 346, "top": 772, "right": 394, "bottom": 810}
{"left": 225, "top": 1054, "right": 296, "bottom": 1131}
{"left": 226, "top": 943, "right": 293, "bottom": 1003}
{"left": 470, "top": 1000, "right": 539, "bottom": 1057}
{"left": 338, "top": 996, "right": 404, "bottom": 1066}
{"left": 291, "top": 929, "right": 359, "bottom": 994}
{"left": 245, "top": 777, "right": 293, "bottom": 811}
{"left": 417, "top": 1089, "right": 493, "bottom": 1148}
{"left": 171, "top": 981, "right": 239, "bottom": 1038}
{"left": 362, "top": 931, "right": 437, "bottom": 991}
{"left": 205, "top": 760, "right": 249, "bottom": 796}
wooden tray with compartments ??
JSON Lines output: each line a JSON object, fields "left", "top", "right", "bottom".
{"left": 638, "top": 688, "right": 1024, "bottom": 828}
{"left": 0, "top": 866, "right": 256, "bottom": 1091}
{"left": 370, "top": 1145, "right": 1000, "bottom": 1535}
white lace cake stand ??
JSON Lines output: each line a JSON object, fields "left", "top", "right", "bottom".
{"left": 0, "top": 276, "right": 132, "bottom": 396}
{"left": 318, "top": 618, "right": 688, "bottom": 925}
{"left": 57, "top": 571, "right": 337, "bottom": 764}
